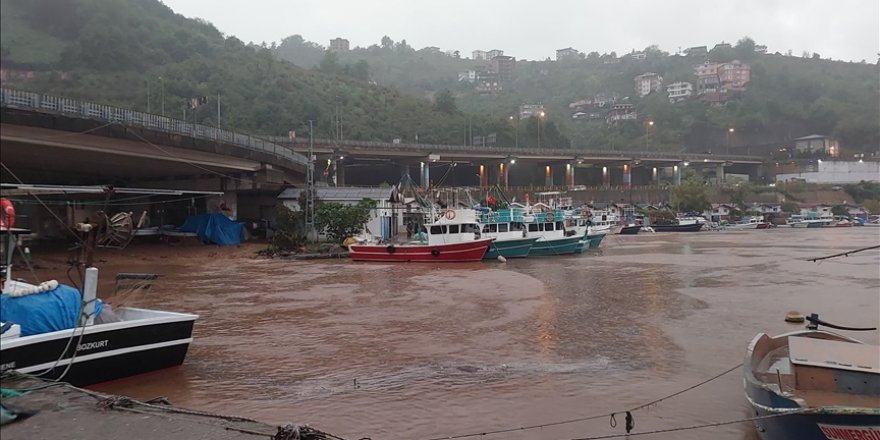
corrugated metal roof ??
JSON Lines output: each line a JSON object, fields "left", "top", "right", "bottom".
{"left": 278, "top": 186, "right": 395, "bottom": 201}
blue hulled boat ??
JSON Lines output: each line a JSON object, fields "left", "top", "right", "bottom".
{"left": 744, "top": 314, "right": 879, "bottom": 440}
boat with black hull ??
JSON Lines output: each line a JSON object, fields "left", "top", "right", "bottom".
{"left": 1, "top": 192, "right": 198, "bottom": 387}
{"left": 744, "top": 314, "right": 879, "bottom": 440}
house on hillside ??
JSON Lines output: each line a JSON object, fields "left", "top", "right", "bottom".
{"left": 793, "top": 134, "right": 840, "bottom": 157}
{"left": 606, "top": 104, "right": 637, "bottom": 124}
{"left": 667, "top": 81, "right": 693, "bottom": 102}
{"left": 685, "top": 46, "right": 708, "bottom": 57}
{"left": 705, "top": 204, "right": 735, "bottom": 222}
{"left": 278, "top": 186, "right": 401, "bottom": 241}
{"left": 329, "top": 38, "right": 350, "bottom": 52}
{"left": 556, "top": 47, "right": 580, "bottom": 60}
{"left": 634, "top": 72, "right": 663, "bottom": 97}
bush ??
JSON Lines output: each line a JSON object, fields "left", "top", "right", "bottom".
{"left": 314, "top": 198, "right": 377, "bottom": 243}
{"left": 271, "top": 204, "right": 306, "bottom": 251}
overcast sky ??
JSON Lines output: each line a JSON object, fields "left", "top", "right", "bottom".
{"left": 163, "top": 0, "right": 879, "bottom": 62}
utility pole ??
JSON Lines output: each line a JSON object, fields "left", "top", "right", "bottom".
{"left": 306, "top": 120, "right": 316, "bottom": 240}
{"left": 217, "top": 93, "right": 221, "bottom": 128}
{"left": 159, "top": 76, "right": 165, "bottom": 116}
{"left": 147, "top": 80, "right": 151, "bottom": 113}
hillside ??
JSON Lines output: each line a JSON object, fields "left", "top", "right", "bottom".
{"left": 278, "top": 36, "right": 880, "bottom": 155}
{"left": 1, "top": 0, "right": 877, "bottom": 155}
{"left": 0, "top": 0, "right": 513, "bottom": 145}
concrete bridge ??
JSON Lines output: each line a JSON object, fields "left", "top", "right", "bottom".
{"left": 1, "top": 88, "right": 765, "bottom": 194}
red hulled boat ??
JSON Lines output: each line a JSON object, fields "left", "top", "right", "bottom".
{"left": 349, "top": 238, "right": 494, "bottom": 262}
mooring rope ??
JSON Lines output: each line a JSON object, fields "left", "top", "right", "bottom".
{"left": 424, "top": 362, "right": 743, "bottom": 440}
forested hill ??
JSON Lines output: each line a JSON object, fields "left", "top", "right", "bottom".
{"left": 277, "top": 36, "right": 880, "bottom": 155}
{"left": 1, "top": 0, "right": 877, "bottom": 155}
{"left": 0, "top": 0, "right": 497, "bottom": 145}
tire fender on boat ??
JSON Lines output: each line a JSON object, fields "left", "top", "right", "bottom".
{"left": 431, "top": 248, "right": 441, "bottom": 257}
{"left": 386, "top": 245, "right": 396, "bottom": 254}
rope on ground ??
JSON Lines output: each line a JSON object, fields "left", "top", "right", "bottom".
{"left": 423, "top": 362, "right": 743, "bottom": 440}
{"left": 567, "top": 411, "right": 804, "bottom": 440}
{"left": 806, "top": 245, "right": 880, "bottom": 262}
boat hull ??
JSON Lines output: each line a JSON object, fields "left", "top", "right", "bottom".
{"left": 0, "top": 309, "right": 197, "bottom": 387}
{"left": 349, "top": 238, "right": 493, "bottom": 262}
{"left": 529, "top": 235, "right": 583, "bottom": 256}
{"left": 618, "top": 225, "right": 640, "bottom": 235}
{"left": 484, "top": 237, "right": 539, "bottom": 259}
{"left": 652, "top": 223, "right": 704, "bottom": 232}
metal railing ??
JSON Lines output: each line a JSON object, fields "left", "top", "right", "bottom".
{"left": 1, "top": 88, "right": 308, "bottom": 166}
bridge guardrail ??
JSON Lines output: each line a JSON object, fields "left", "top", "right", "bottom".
{"left": 1, "top": 88, "right": 308, "bottom": 166}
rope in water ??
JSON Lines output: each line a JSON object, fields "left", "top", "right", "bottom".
{"left": 807, "top": 244, "right": 880, "bottom": 262}
{"left": 423, "top": 362, "right": 743, "bottom": 440}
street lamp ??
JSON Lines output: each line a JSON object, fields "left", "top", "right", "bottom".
{"left": 537, "top": 111, "right": 546, "bottom": 149}
{"left": 509, "top": 115, "right": 519, "bottom": 149}
{"left": 645, "top": 120, "right": 654, "bottom": 150}
{"left": 726, "top": 127, "right": 735, "bottom": 155}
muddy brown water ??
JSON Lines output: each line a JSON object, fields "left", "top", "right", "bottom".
{"left": 59, "top": 229, "right": 879, "bottom": 439}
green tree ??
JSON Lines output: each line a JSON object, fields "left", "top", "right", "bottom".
{"left": 673, "top": 179, "right": 711, "bottom": 213}
{"left": 734, "top": 36, "right": 757, "bottom": 60}
{"left": 314, "top": 198, "right": 377, "bottom": 242}
{"left": 726, "top": 182, "right": 754, "bottom": 211}
{"left": 781, "top": 201, "right": 800, "bottom": 214}
{"left": 862, "top": 199, "right": 880, "bottom": 214}
{"left": 433, "top": 89, "right": 458, "bottom": 114}
{"left": 272, "top": 204, "right": 306, "bottom": 251}
{"left": 831, "top": 205, "right": 849, "bottom": 217}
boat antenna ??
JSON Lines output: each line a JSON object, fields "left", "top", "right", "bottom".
{"left": 805, "top": 313, "right": 877, "bottom": 331}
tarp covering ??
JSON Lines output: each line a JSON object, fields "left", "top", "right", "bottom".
{"left": 179, "top": 213, "right": 243, "bottom": 245}
{"left": 1, "top": 284, "right": 103, "bottom": 336}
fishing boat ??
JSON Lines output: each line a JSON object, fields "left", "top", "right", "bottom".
{"left": 863, "top": 215, "right": 880, "bottom": 227}
{"left": 744, "top": 314, "right": 879, "bottom": 440}
{"left": 1, "top": 205, "right": 198, "bottom": 386}
{"left": 727, "top": 216, "right": 773, "bottom": 230}
{"left": 475, "top": 208, "right": 539, "bottom": 259}
{"left": 650, "top": 216, "right": 705, "bottom": 232}
{"left": 348, "top": 209, "right": 493, "bottom": 262}
{"left": 616, "top": 223, "right": 641, "bottom": 235}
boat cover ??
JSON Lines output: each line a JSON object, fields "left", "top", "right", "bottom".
{"left": 179, "top": 213, "right": 243, "bottom": 245}
{"left": 0, "top": 284, "right": 104, "bottom": 336}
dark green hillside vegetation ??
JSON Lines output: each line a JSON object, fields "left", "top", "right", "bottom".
{"left": 0, "top": 0, "right": 525, "bottom": 145}
{"left": 2, "top": 0, "right": 877, "bottom": 154}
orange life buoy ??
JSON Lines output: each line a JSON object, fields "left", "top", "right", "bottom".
{"left": 444, "top": 210, "right": 456, "bottom": 220}
{"left": 0, "top": 198, "right": 14, "bottom": 229}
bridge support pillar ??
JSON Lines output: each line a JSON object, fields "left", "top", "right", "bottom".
{"left": 602, "top": 166, "right": 610, "bottom": 187}
{"left": 335, "top": 159, "right": 346, "bottom": 186}
{"left": 499, "top": 163, "right": 509, "bottom": 189}
{"left": 673, "top": 164, "right": 682, "bottom": 186}
{"left": 420, "top": 161, "right": 430, "bottom": 188}
{"left": 565, "top": 163, "right": 575, "bottom": 187}
{"left": 652, "top": 167, "right": 659, "bottom": 184}
{"left": 623, "top": 163, "right": 632, "bottom": 187}
{"left": 716, "top": 165, "right": 725, "bottom": 185}
{"left": 543, "top": 165, "right": 553, "bottom": 187}
{"left": 478, "top": 164, "right": 488, "bottom": 187}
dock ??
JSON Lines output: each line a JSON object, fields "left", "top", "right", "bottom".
{"left": 1, "top": 374, "right": 339, "bottom": 440}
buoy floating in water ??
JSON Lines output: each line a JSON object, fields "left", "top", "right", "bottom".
{"left": 497, "top": 255, "right": 507, "bottom": 263}
{"left": 784, "top": 311, "right": 805, "bottom": 323}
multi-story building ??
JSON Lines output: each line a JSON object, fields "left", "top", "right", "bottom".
{"left": 490, "top": 55, "right": 516, "bottom": 83}
{"left": 606, "top": 104, "right": 637, "bottom": 124}
{"left": 458, "top": 70, "right": 477, "bottom": 83}
{"left": 556, "top": 47, "right": 580, "bottom": 60}
{"left": 630, "top": 51, "right": 647, "bottom": 60}
{"left": 472, "top": 50, "right": 487, "bottom": 61}
{"left": 666, "top": 81, "right": 693, "bottom": 102}
{"left": 329, "top": 38, "right": 350, "bottom": 52}
{"left": 754, "top": 45, "right": 768, "bottom": 54}
{"left": 685, "top": 46, "right": 708, "bottom": 57}
{"left": 793, "top": 134, "right": 840, "bottom": 157}
{"left": 487, "top": 49, "right": 504, "bottom": 59}
{"left": 719, "top": 60, "right": 750, "bottom": 90}
{"left": 519, "top": 104, "right": 546, "bottom": 119}
{"left": 634, "top": 72, "right": 663, "bottom": 97}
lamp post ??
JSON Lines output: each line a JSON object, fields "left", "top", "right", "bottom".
{"left": 538, "top": 111, "right": 546, "bottom": 149}
{"left": 645, "top": 120, "right": 654, "bottom": 151}
{"left": 159, "top": 76, "right": 165, "bottom": 117}
{"left": 509, "top": 115, "right": 519, "bottom": 149}
{"left": 726, "top": 127, "right": 735, "bottom": 155}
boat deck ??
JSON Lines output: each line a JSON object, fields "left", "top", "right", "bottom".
{"left": 0, "top": 374, "right": 338, "bottom": 440}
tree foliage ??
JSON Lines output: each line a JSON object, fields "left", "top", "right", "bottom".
{"left": 272, "top": 204, "right": 306, "bottom": 251}
{"left": 673, "top": 179, "right": 711, "bottom": 213}
{"left": 314, "top": 199, "right": 377, "bottom": 242}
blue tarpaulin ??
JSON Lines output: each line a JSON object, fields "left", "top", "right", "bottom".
{"left": 179, "top": 213, "right": 243, "bottom": 245}
{"left": 1, "top": 284, "right": 103, "bottom": 336}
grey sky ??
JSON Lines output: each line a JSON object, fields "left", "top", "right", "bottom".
{"left": 163, "top": 0, "right": 879, "bottom": 62}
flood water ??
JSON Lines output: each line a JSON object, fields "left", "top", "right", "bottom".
{"left": 90, "top": 228, "right": 880, "bottom": 440}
